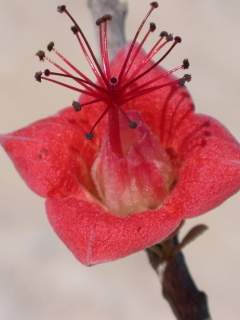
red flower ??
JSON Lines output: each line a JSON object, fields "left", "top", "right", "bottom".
{"left": 1, "top": 2, "right": 240, "bottom": 265}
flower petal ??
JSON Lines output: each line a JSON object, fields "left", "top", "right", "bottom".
{"left": 167, "top": 114, "right": 240, "bottom": 218}
{"left": 46, "top": 188, "right": 181, "bottom": 265}
{"left": 0, "top": 113, "right": 97, "bottom": 198}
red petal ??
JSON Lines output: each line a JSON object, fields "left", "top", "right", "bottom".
{"left": 167, "top": 114, "right": 240, "bottom": 218}
{"left": 46, "top": 188, "right": 181, "bottom": 265}
{"left": 0, "top": 112, "right": 97, "bottom": 197}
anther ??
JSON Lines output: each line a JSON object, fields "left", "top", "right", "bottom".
{"left": 166, "top": 33, "right": 174, "bottom": 42}
{"left": 57, "top": 5, "right": 66, "bottom": 13}
{"left": 174, "top": 36, "right": 182, "bottom": 43}
{"left": 110, "top": 77, "right": 118, "bottom": 85}
{"left": 149, "top": 22, "right": 156, "bottom": 32}
{"left": 44, "top": 69, "right": 50, "bottom": 76}
{"left": 129, "top": 121, "right": 138, "bottom": 129}
{"left": 72, "top": 101, "right": 82, "bottom": 112}
{"left": 85, "top": 132, "right": 94, "bottom": 140}
{"left": 183, "top": 59, "right": 190, "bottom": 69}
{"left": 36, "top": 50, "right": 45, "bottom": 61}
{"left": 96, "top": 14, "right": 112, "bottom": 26}
{"left": 150, "top": 2, "right": 159, "bottom": 8}
{"left": 71, "top": 25, "right": 79, "bottom": 34}
{"left": 47, "top": 41, "right": 55, "bottom": 52}
{"left": 160, "top": 31, "right": 168, "bottom": 38}
{"left": 178, "top": 74, "right": 191, "bottom": 86}
{"left": 184, "top": 74, "right": 192, "bottom": 82}
{"left": 35, "top": 71, "right": 42, "bottom": 82}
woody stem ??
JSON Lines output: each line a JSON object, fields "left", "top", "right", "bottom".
{"left": 88, "top": 1, "right": 212, "bottom": 319}
{"left": 146, "top": 236, "right": 211, "bottom": 320}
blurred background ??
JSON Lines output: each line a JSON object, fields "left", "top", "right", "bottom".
{"left": 0, "top": 0, "right": 239, "bottom": 319}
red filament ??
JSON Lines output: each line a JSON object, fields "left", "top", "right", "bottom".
{"left": 35, "top": 2, "right": 199, "bottom": 147}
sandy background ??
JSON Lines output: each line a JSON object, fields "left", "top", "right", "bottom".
{"left": 0, "top": 0, "right": 239, "bottom": 319}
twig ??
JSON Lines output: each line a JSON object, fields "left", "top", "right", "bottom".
{"left": 87, "top": 1, "right": 212, "bottom": 319}
{"left": 146, "top": 236, "right": 212, "bottom": 320}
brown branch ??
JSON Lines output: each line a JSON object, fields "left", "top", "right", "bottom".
{"left": 146, "top": 236, "right": 212, "bottom": 320}
{"left": 87, "top": 1, "right": 212, "bottom": 319}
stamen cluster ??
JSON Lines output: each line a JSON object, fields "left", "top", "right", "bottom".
{"left": 35, "top": 2, "right": 191, "bottom": 139}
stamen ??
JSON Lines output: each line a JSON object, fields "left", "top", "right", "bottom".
{"left": 122, "top": 36, "right": 182, "bottom": 90}
{"left": 85, "top": 106, "right": 110, "bottom": 139}
{"left": 36, "top": 50, "right": 46, "bottom": 61}
{"left": 45, "top": 42, "right": 107, "bottom": 95}
{"left": 178, "top": 74, "right": 191, "bottom": 87}
{"left": 117, "top": 106, "right": 138, "bottom": 129}
{"left": 36, "top": 2, "right": 192, "bottom": 141}
{"left": 183, "top": 58, "right": 190, "bottom": 69}
{"left": 124, "top": 59, "right": 190, "bottom": 95}
{"left": 37, "top": 75, "right": 102, "bottom": 98}
{"left": 35, "top": 71, "right": 42, "bottom": 82}
{"left": 97, "top": 15, "right": 112, "bottom": 79}
{"left": 110, "top": 77, "right": 118, "bottom": 85}
{"left": 47, "top": 41, "right": 55, "bottom": 51}
{"left": 118, "top": 1, "right": 159, "bottom": 83}
{"left": 58, "top": 5, "right": 108, "bottom": 86}
{"left": 72, "top": 98, "right": 102, "bottom": 112}
{"left": 72, "top": 101, "right": 82, "bottom": 111}
{"left": 42, "top": 69, "right": 107, "bottom": 94}
{"left": 121, "top": 78, "right": 181, "bottom": 104}
{"left": 85, "top": 132, "right": 94, "bottom": 140}
{"left": 49, "top": 45, "right": 96, "bottom": 85}
{"left": 96, "top": 14, "right": 112, "bottom": 26}
{"left": 122, "top": 74, "right": 191, "bottom": 105}
{"left": 123, "top": 22, "right": 157, "bottom": 80}
{"left": 141, "top": 31, "right": 172, "bottom": 66}
{"left": 150, "top": 1, "right": 159, "bottom": 8}
{"left": 57, "top": 5, "right": 66, "bottom": 13}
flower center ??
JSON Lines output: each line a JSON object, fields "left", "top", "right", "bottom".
{"left": 33, "top": 2, "right": 202, "bottom": 215}
{"left": 91, "top": 111, "right": 175, "bottom": 216}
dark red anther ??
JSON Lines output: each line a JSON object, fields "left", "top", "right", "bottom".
{"left": 110, "top": 77, "right": 118, "bottom": 85}
{"left": 35, "top": 71, "right": 42, "bottom": 82}
{"left": 71, "top": 25, "right": 79, "bottom": 34}
{"left": 47, "top": 41, "right": 55, "bottom": 52}
{"left": 174, "top": 36, "right": 182, "bottom": 43}
{"left": 36, "top": 50, "right": 45, "bottom": 61}
{"left": 96, "top": 14, "right": 112, "bottom": 26}
{"left": 183, "top": 59, "right": 190, "bottom": 69}
{"left": 179, "top": 74, "right": 191, "bottom": 86}
{"left": 57, "top": 5, "right": 66, "bottom": 13}
{"left": 44, "top": 69, "right": 50, "bottom": 76}
{"left": 166, "top": 33, "right": 174, "bottom": 41}
{"left": 72, "top": 101, "right": 82, "bottom": 112}
{"left": 150, "top": 1, "right": 159, "bottom": 8}
{"left": 85, "top": 132, "right": 94, "bottom": 140}
{"left": 149, "top": 22, "right": 156, "bottom": 32}
{"left": 160, "top": 31, "right": 169, "bottom": 38}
